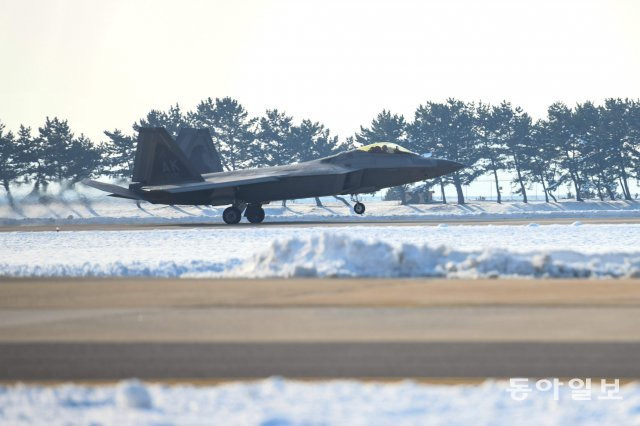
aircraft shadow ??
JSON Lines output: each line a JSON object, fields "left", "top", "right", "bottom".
{"left": 406, "top": 204, "right": 425, "bottom": 213}
{"left": 319, "top": 206, "right": 340, "bottom": 215}
{"left": 170, "top": 205, "right": 197, "bottom": 216}
{"left": 135, "top": 201, "right": 155, "bottom": 216}
{"left": 78, "top": 195, "right": 101, "bottom": 217}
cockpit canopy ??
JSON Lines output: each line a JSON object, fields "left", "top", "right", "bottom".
{"left": 356, "top": 142, "right": 416, "bottom": 155}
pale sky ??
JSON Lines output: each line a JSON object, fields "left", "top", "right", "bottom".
{"left": 1, "top": 0, "right": 639, "bottom": 143}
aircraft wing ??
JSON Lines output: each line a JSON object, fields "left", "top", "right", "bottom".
{"left": 141, "top": 175, "right": 281, "bottom": 193}
{"left": 144, "top": 163, "right": 357, "bottom": 194}
{"left": 86, "top": 163, "right": 349, "bottom": 196}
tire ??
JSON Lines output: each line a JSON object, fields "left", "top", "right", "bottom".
{"left": 246, "top": 205, "right": 265, "bottom": 223}
{"left": 222, "top": 206, "right": 242, "bottom": 224}
{"left": 354, "top": 202, "right": 365, "bottom": 215}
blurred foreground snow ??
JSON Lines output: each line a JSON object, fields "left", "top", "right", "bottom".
{"left": 1, "top": 378, "right": 638, "bottom": 425}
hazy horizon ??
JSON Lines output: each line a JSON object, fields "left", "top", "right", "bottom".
{"left": 1, "top": 0, "right": 639, "bottom": 143}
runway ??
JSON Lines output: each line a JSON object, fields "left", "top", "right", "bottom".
{"left": 4, "top": 341, "right": 639, "bottom": 381}
{"left": 3, "top": 215, "right": 640, "bottom": 232}
{"left": 2, "top": 278, "right": 640, "bottom": 380}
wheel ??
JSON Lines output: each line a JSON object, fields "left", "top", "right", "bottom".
{"left": 245, "top": 205, "right": 265, "bottom": 223}
{"left": 222, "top": 206, "right": 242, "bottom": 224}
{"left": 354, "top": 202, "right": 365, "bottom": 215}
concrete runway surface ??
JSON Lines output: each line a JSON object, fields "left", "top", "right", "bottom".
{"left": 3, "top": 215, "right": 640, "bottom": 232}
{"left": 1, "top": 278, "right": 640, "bottom": 380}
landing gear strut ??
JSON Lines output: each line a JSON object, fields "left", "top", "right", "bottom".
{"left": 245, "top": 204, "right": 265, "bottom": 223}
{"left": 222, "top": 206, "right": 242, "bottom": 224}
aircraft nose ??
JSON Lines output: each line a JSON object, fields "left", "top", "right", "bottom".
{"left": 436, "top": 159, "right": 465, "bottom": 174}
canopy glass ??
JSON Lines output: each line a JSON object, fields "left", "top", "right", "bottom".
{"left": 356, "top": 142, "right": 416, "bottom": 155}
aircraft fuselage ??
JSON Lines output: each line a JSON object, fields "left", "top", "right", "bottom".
{"left": 136, "top": 151, "right": 463, "bottom": 206}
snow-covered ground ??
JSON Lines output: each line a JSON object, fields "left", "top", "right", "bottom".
{"left": 1, "top": 195, "right": 640, "bottom": 226}
{"left": 1, "top": 378, "right": 638, "bottom": 425}
{"left": 2, "top": 223, "right": 640, "bottom": 278}
{"left": 2, "top": 194, "right": 640, "bottom": 278}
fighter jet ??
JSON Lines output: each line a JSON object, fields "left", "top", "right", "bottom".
{"left": 83, "top": 127, "right": 464, "bottom": 224}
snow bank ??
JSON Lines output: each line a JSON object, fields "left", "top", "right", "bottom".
{"left": 0, "top": 260, "right": 235, "bottom": 278}
{"left": 0, "top": 378, "right": 638, "bottom": 425}
{"left": 227, "top": 234, "right": 640, "bottom": 278}
{"left": 2, "top": 229, "right": 639, "bottom": 278}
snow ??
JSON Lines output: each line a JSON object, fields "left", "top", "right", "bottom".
{"left": 2, "top": 196, "right": 640, "bottom": 279}
{"left": 115, "top": 380, "right": 152, "bottom": 410}
{"left": 228, "top": 233, "right": 640, "bottom": 278}
{"left": 1, "top": 224, "right": 640, "bottom": 278}
{"left": 2, "top": 197, "right": 640, "bottom": 227}
{"left": 0, "top": 378, "right": 638, "bottom": 425}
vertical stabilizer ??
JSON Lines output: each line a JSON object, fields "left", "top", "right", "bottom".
{"left": 131, "top": 128, "right": 204, "bottom": 186}
{"left": 175, "top": 128, "right": 224, "bottom": 174}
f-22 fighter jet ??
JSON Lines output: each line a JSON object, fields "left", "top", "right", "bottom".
{"left": 84, "top": 127, "right": 464, "bottom": 224}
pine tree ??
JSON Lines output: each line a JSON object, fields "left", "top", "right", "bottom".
{"left": 135, "top": 103, "right": 188, "bottom": 139}
{"left": 629, "top": 99, "right": 640, "bottom": 192}
{"left": 356, "top": 110, "right": 408, "bottom": 146}
{"left": 15, "top": 125, "right": 46, "bottom": 193}
{"left": 494, "top": 103, "right": 533, "bottom": 203}
{"left": 546, "top": 103, "right": 586, "bottom": 201}
{"left": 103, "top": 129, "right": 136, "bottom": 178}
{"left": 475, "top": 102, "right": 507, "bottom": 203}
{"left": 64, "top": 134, "right": 104, "bottom": 186}
{"left": 524, "top": 121, "right": 561, "bottom": 203}
{"left": 190, "top": 97, "right": 256, "bottom": 170}
{"left": 292, "top": 119, "right": 340, "bottom": 162}
{"left": 37, "top": 117, "right": 75, "bottom": 186}
{"left": 410, "top": 99, "right": 481, "bottom": 204}
{"left": 34, "top": 117, "right": 102, "bottom": 189}
{"left": 254, "top": 109, "right": 296, "bottom": 167}
{"left": 0, "top": 121, "right": 18, "bottom": 205}
{"left": 599, "top": 98, "right": 635, "bottom": 200}
{"left": 574, "top": 102, "right": 618, "bottom": 200}
{"left": 343, "top": 136, "right": 356, "bottom": 151}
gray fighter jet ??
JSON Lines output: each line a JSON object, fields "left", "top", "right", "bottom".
{"left": 84, "top": 128, "right": 464, "bottom": 224}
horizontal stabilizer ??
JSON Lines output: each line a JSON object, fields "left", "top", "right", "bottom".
{"left": 81, "top": 179, "right": 143, "bottom": 200}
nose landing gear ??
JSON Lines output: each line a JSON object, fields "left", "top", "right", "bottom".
{"left": 350, "top": 194, "right": 366, "bottom": 215}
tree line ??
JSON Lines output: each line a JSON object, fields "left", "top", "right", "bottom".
{"left": 1, "top": 97, "right": 639, "bottom": 205}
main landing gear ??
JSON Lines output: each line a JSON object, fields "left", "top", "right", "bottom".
{"left": 222, "top": 204, "right": 265, "bottom": 224}
{"left": 245, "top": 204, "right": 265, "bottom": 224}
{"left": 222, "top": 206, "right": 242, "bottom": 224}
